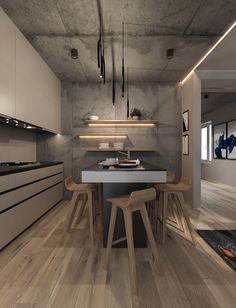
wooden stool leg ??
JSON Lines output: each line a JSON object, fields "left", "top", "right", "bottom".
{"left": 162, "top": 191, "right": 168, "bottom": 244}
{"left": 123, "top": 209, "right": 138, "bottom": 295}
{"left": 169, "top": 193, "right": 185, "bottom": 230}
{"left": 88, "top": 191, "right": 94, "bottom": 246}
{"left": 157, "top": 191, "right": 163, "bottom": 221}
{"left": 153, "top": 199, "right": 158, "bottom": 233}
{"left": 156, "top": 192, "right": 163, "bottom": 243}
{"left": 75, "top": 193, "right": 87, "bottom": 225}
{"left": 177, "top": 192, "right": 196, "bottom": 245}
{"left": 63, "top": 191, "right": 80, "bottom": 236}
{"left": 104, "top": 204, "right": 117, "bottom": 270}
{"left": 98, "top": 184, "right": 103, "bottom": 227}
{"left": 140, "top": 204, "right": 158, "bottom": 265}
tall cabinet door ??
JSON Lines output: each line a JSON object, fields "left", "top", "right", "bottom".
{"left": 15, "top": 29, "right": 61, "bottom": 132}
{"left": 0, "top": 8, "right": 15, "bottom": 117}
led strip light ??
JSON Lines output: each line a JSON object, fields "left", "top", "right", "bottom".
{"left": 181, "top": 21, "right": 236, "bottom": 84}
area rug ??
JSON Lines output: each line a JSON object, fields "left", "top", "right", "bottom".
{"left": 197, "top": 229, "right": 236, "bottom": 271}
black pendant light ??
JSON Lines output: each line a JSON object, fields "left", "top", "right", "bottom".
{"left": 126, "top": 67, "right": 129, "bottom": 119}
{"left": 122, "top": 22, "right": 125, "bottom": 97}
{"left": 97, "top": 37, "right": 101, "bottom": 68}
{"left": 100, "top": 39, "right": 105, "bottom": 83}
{"left": 112, "top": 77, "right": 115, "bottom": 106}
{"left": 111, "top": 39, "right": 115, "bottom": 106}
{"left": 96, "top": 0, "right": 105, "bottom": 82}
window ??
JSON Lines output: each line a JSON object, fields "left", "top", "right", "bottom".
{"left": 201, "top": 122, "right": 212, "bottom": 162}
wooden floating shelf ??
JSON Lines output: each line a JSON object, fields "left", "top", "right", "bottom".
{"left": 78, "top": 133, "right": 128, "bottom": 139}
{"left": 85, "top": 120, "right": 158, "bottom": 126}
{"left": 80, "top": 148, "right": 158, "bottom": 152}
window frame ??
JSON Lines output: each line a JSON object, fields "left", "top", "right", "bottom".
{"left": 201, "top": 121, "right": 212, "bottom": 163}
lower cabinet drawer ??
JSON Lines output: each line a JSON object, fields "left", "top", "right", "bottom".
{"left": 0, "top": 173, "right": 63, "bottom": 212}
{"left": 0, "top": 182, "right": 63, "bottom": 250}
{"left": 0, "top": 173, "right": 16, "bottom": 193}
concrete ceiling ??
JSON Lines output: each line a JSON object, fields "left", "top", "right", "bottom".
{"left": 198, "top": 26, "right": 236, "bottom": 71}
{"left": 1, "top": 0, "right": 236, "bottom": 82}
{"left": 201, "top": 92, "right": 236, "bottom": 115}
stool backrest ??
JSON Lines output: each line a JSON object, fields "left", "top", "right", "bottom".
{"left": 65, "top": 176, "right": 74, "bottom": 191}
{"left": 179, "top": 176, "right": 191, "bottom": 190}
{"left": 128, "top": 188, "right": 156, "bottom": 206}
{"left": 167, "top": 171, "right": 175, "bottom": 183}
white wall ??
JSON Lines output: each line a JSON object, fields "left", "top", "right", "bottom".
{"left": 181, "top": 72, "right": 202, "bottom": 208}
{"left": 0, "top": 124, "right": 36, "bottom": 162}
{"left": 201, "top": 101, "right": 236, "bottom": 187}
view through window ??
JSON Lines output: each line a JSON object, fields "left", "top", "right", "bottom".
{"left": 201, "top": 122, "right": 212, "bottom": 162}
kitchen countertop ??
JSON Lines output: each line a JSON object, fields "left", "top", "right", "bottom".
{"left": 82, "top": 161, "right": 166, "bottom": 183}
{"left": 83, "top": 161, "right": 166, "bottom": 172}
{"left": 0, "top": 162, "right": 63, "bottom": 176}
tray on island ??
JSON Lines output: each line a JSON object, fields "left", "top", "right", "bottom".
{"left": 116, "top": 159, "right": 140, "bottom": 168}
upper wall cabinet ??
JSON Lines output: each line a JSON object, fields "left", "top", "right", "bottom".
{"left": 0, "top": 8, "right": 15, "bottom": 69}
{"left": 0, "top": 61, "right": 15, "bottom": 117}
{"left": 0, "top": 8, "right": 61, "bottom": 133}
{"left": 0, "top": 8, "right": 15, "bottom": 118}
{"left": 15, "top": 29, "right": 61, "bottom": 132}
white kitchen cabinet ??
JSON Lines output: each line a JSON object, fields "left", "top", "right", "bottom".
{"left": 0, "top": 173, "right": 16, "bottom": 193}
{"left": 0, "top": 8, "right": 15, "bottom": 69}
{"left": 0, "top": 8, "right": 61, "bottom": 132}
{"left": 15, "top": 72, "right": 46, "bottom": 127}
{"left": 15, "top": 29, "right": 61, "bottom": 132}
{"left": 0, "top": 8, "right": 15, "bottom": 118}
{"left": 0, "top": 163, "right": 63, "bottom": 249}
{"left": 0, "top": 183, "right": 63, "bottom": 249}
{"left": 0, "top": 61, "right": 15, "bottom": 117}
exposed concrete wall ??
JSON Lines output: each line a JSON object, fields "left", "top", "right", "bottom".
{"left": 181, "top": 72, "right": 201, "bottom": 208}
{"left": 0, "top": 124, "right": 36, "bottom": 162}
{"left": 37, "top": 82, "right": 182, "bottom": 198}
{"left": 201, "top": 101, "right": 236, "bottom": 187}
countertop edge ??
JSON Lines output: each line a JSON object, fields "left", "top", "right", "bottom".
{"left": 0, "top": 162, "right": 63, "bottom": 176}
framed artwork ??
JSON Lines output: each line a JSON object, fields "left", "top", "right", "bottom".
{"left": 182, "top": 110, "right": 189, "bottom": 133}
{"left": 213, "top": 123, "right": 227, "bottom": 159}
{"left": 182, "top": 134, "right": 189, "bottom": 155}
{"left": 227, "top": 119, "right": 236, "bottom": 160}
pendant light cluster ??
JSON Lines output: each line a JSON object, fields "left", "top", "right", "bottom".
{"left": 126, "top": 67, "right": 129, "bottom": 119}
{"left": 97, "top": 1, "right": 105, "bottom": 84}
{"left": 122, "top": 22, "right": 125, "bottom": 98}
{"left": 97, "top": 36, "right": 106, "bottom": 83}
{"left": 122, "top": 23, "right": 129, "bottom": 119}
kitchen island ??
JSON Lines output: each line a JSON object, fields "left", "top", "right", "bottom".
{"left": 82, "top": 161, "right": 166, "bottom": 247}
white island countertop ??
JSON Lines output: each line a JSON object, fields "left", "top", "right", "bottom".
{"left": 82, "top": 162, "right": 166, "bottom": 183}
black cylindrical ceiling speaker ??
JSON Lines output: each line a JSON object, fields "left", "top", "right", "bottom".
{"left": 71, "top": 48, "right": 78, "bottom": 59}
{"left": 166, "top": 48, "right": 174, "bottom": 59}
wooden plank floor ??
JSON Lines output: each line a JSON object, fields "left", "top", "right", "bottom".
{"left": 0, "top": 180, "right": 236, "bottom": 308}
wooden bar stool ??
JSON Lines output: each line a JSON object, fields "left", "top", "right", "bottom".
{"left": 155, "top": 177, "right": 196, "bottom": 245}
{"left": 63, "top": 176, "right": 99, "bottom": 246}
{"left": 105, "top": 188, "right": 158, "bottom": 295}
{"left": 155, "top": 171, "right": 175, "bottom": 223}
